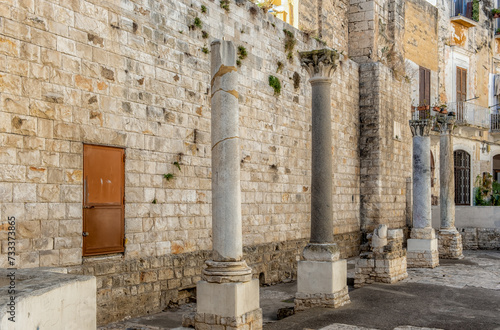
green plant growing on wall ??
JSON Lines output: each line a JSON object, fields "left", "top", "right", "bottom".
{"left": 194, "top": 17, "right": 202, "bottom": 29}
{"left": 237, "top": 46, "right": 248, "bottom": 60}
{"left": 173, "top": 161, "right": 182, "bottom": 171}
{"left": 220, "top": 0, "right": 230, "bottom": 12}
{"left": 472, "top": 0, "right": 479, "bottom": 22}
{"left": 152, "top": 198, "right": 157, "bottom": 204}
{"left": 236, "top": 59, "right": 242, "bottom": 67}
{"left": 268, "top": 75, "right": 281, "bottom": 95}
{"left": 201, "top": 5, "right": 207, "bottom": 13}
{"left": 202, "top": 30, "right": 209, "bottom": 39}
{"left": 474, "top": 173, "right": 496, "bottom": 205}
{"left": 202, "top": 46, "right": 210, "bottom": 54}
{"left": 163, "top": 173, "right": 175, "bottom": 181}
{"left": 283, "top": 29, "right": 296, "bottom": 62}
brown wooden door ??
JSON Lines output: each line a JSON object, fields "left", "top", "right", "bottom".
{"left": 419, "top": 66, "right": 431, "bottom": 105}
{"left": 83, "top": 144, "right": 125, "bottom": 256}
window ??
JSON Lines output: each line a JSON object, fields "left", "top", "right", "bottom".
{"left": 83, "top": 144, "right": 125, "bottom": 256}
{"left": 452, "top": 0, "right": 472, "bottom": 18}
{"left": 454, "top": 150, "right": 471, "bottom": 205}
{"left": 419, "top": 66, "right": 431, "bottom": 106}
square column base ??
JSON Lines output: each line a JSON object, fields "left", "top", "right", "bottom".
{"left": 354, "top": 254, "right": 408, "bottom": 288}
{"left": 407, "top": 238, "right": 439, "bottom": 268}
{"left": 295, "top": 260, "right": 350, "bottom": 311}
{"left": 188, "top": 280, "right": 262, "bottom": 330}
{"left": 438, "top": 229, "right": 464, "bottom": 259}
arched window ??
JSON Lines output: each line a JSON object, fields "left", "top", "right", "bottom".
{"left": 494, "top": 154, "right": 500, "bottom": 182}
{"left": 454, "top": 150, "right": 471, "bottom": 205}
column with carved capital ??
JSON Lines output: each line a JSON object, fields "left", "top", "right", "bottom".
{"left": 188, "top": 40, "right": 262, "bottom": 330}
{"left": 294, "top": 49, "right": 350, "bottom": 311}
{"left": 436, "top": 114, "right": 463, "bottom": 259}
{"left": 407, "top": 119, "right": 439, "bottom": 268}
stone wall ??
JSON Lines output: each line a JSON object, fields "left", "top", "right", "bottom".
{"left": 67, "top": 236, "right": 358, "bottom": 325}
{"left": 459, "top": 228, "right": 500, "bottom": 250}
{"left": 0, "top": 0, "right": 361, "bottom": 324}
{"left": 359, "top": 62, "right": 412, "bottom": 233}
{"left": 404, "top": 0, "right": 438, "bottom": 72}
{"left": 0, "top": 0, "right": 360, "bottom": 268}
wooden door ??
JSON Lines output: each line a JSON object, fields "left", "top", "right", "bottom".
{"left": 83, "top": 144, "right": 125, "bottom": 256}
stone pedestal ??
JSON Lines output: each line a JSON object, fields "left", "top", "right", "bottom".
{"left": 354, "top": 225, "right": 407, "bottom": 288}
{"left": 436, "top": 114, "right": 463, "bottom": 259}
{"left": 295, "top": 49, "right": 350, "bottom": 311}
{"left": 189, "top": 40, "right": 261, "bottom": 330}
{"left": 407, "top": 120, "right": 439, "bottom": 268}
{"left": 438, "top": 229, "right": 463, "bottom": 259}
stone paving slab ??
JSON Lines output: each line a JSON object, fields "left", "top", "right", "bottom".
{"left": 99, "top": 250, "right": 500, "bottom": 330}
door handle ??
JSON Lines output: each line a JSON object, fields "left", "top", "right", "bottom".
{"left": 83, "top": 205, "right": 95, "bottom": 209}
{"left": 82, "top": 232, "right": 89, "bottom": 237}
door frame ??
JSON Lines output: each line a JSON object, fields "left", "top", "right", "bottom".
{"left": 82, "top": 143, "right": 125, "bottom": 256}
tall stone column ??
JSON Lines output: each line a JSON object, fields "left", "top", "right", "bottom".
{"left": 407, "top": 119, "right": 439, "bottom": 268}
{"left": 436, "top": 114, "right": 463, "bottom": 259}
{"left": 192, "top": 40, "right": 262, "bottom": 330}
{"left": 294, "top": 49, "right": 350, "bottom": 311}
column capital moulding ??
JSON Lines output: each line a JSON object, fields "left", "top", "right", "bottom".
{"left": 299, "top": 49, "right": 340, "bottom": 81}
{"left": 435, "top": 114, "right": 456, "bottom": 135}
{"left": 409, "top": 119, "right": 433, "bottom": 137}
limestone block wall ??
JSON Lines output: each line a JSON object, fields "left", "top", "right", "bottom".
{"left": 359, "top": 62, "right": 412, "bottom": 233}
{"left": 298, "top": 0, "right": 349, "bottom": 54}
{"left": 0, "top": 0, "right": 361, "bottom": 321}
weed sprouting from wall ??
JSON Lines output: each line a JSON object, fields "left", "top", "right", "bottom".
{"left": 268, "top": 75, "right": 281, "bottom": 95}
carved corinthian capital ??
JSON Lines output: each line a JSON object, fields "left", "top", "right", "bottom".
{"left": 435, "top": 113, "right": 456, "bottom": 135}
{"left": 299, "top": 49, "right": 339, "bottom": 80}
{"left": 409, "top": 119, "right": 433, "bottom": 137}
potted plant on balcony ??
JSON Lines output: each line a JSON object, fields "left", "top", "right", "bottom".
{"left": 492, "top": 8, "right": 500, "bottom": 19}
{"left": 496, "top": 28, "right": 500, "bottom": 35}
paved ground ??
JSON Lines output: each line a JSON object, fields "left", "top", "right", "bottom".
{"left": 99, "top": 250, "right": 500, "bottom": 330}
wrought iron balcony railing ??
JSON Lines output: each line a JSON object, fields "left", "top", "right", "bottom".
{"left": 491, "top": 113, "right": 500, "bottom": 132}
{"left": 447, "top": 101, "right": 490, "bottom": 128}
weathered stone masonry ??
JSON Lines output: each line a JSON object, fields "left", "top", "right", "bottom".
{"left": 0, "top": 0, "right": 361, "bottom": 324}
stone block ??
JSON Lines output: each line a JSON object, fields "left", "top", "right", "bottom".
{"left": 297, "top": 259, "right": 347, "bottom": 294}
{"left": 407, "top": 238, "right": 437, "bottom": 252}
{"left": 197, "top": 279, "right": 260, "bottom": 318}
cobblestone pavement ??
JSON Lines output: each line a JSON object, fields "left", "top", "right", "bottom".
{"left": 99, "top": 250, "right": 500, "bottom": 330}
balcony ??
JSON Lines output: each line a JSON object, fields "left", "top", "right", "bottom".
{"left": 492, "top": 113, "right": 500, "bottom": 132}
{"left": 450, "top": 0, "right": 479, "bottom": 27}
{"left": 448, "top": 101, "right": 490, "bottom": 129}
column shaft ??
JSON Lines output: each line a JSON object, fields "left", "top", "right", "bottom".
{"left": 310, "top": 78, "right": 334, "bottom": 244}
{"left": 412, "top": 135, "right": 431, "bottom": 229}
{"left": 439, "top": 132, "right": 455, "bottom": 229}
{"left": 210, "top": 40, "right": 242, "bottom": 262}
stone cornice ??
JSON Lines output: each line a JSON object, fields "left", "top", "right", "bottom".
{"left": 299, "top": 49, "right": 339, "bottom": 80}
